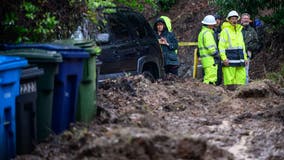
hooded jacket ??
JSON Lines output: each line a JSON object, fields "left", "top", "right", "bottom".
{"left": 160, "top": 16, "right": 178, "bottom": 55}
{"left": 153, "top": 18, "right": 179, "bottom": 66}
{"left": 160, "top": 16, "right": 173, "bottom": 32}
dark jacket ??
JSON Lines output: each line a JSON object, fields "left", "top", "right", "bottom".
{"left": 214, "top": 25, "right": 221, "bottom": 44}
{"left": 242, "top": 25, "right": 260, "bottom": 55}
{"left": 153, "top": 18, "right": 179, "bottom": 66}
{"left": 253, "top": 18, "right": 264, "bottom": 51}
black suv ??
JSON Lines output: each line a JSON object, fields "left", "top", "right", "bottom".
{"left": 94, "top": 7, "right": 165, "bottom": 82}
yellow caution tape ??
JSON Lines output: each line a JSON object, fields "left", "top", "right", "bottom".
{"left": 178, "top": 42, "right": 198, "bottom": 46}
{"left": 177, "top": 41, "right": 199, "bottom": 78}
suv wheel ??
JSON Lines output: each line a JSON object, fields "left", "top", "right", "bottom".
{"left": 142, "top": 71, "right": 155, "bottom": 82}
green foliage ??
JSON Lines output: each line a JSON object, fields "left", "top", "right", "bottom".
{"left": 85, "top": 0, "right": 116, "bottom": 24}
{"left": 3, "top": 12, "right": 18, "bottom": 27}
{"left": 267, "top": 64, "right": 284, "bottom": 87}
{"left": 116, "top": 0, "right": 157, "bottom": 11}
{"left": 34, "top": 13, "right": 59, "bottom": 35}
{"left": 0, "top": 0, "right": 158, "bottom": 43}
{"left": 158, "top": 0, "right": 176, "bottom": 11}
{"left": 209, "top": 0, "right": 263, "bottom": 17}
{"left": 1, "top": 1, "right": 59, "bottom": 43}
{"left": 210, "top": 0, "right": 284, "bottom": 30}
{"left": 262, "top": 8, "right": 284, "bottom": 30}
{"left": 22, "top": 2, "right": 38, "bottom": 20}
{"left": 85, "top": 0, "right": 157, "bottom": 24}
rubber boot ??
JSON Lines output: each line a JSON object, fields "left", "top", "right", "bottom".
{"left": 226, "top": 85, "right": 236, "bottom": 91}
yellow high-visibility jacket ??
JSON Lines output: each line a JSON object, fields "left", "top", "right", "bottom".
{"left": 198, "top": 26, "right": 218, "bottom": 68}
{"left": 219, "top": 22, "right": 248, "bottom": 66}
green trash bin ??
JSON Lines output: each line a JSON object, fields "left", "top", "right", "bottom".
{"left": 55, "top": 40, "right": 100, "bottom": 123}
{"left": 0, "top": 49, "right": 62, "bottom": 141}
{"left": 76, "top": 42, "right": 98, "bottom": 122}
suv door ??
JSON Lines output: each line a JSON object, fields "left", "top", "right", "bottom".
{"left": 111, "top": 12, "right": 139, "bottom": 74}
{"left": 98, "top": 12, "right": 138, "bottom": 77}
{"left": 127, "top": 12, "right": 164, "bottom": 75}
{"left": 97, "top": 13, "right": 124, "bottom": 75}
{"left": 128, "top": 12, "right": 160, "bottom": 55}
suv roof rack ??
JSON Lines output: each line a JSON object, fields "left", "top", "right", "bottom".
{"left": 96, "top": 6, "right": 133, "bottom": 12}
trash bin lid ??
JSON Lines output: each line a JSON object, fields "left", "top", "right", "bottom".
{"left": 21, "top": 65, "right": 44, "bottom": 80}
{"left": 55, "top": 39, "right": 100, "bottom": 55}
{"left": 0, "top": 55, "right": 27, "bottom": 71}
{"left": 54, "top": 39, "right": 94, "bottom": 46}
{"left": 1, "top": 43, "right": 89, "bottom": 58}
{"left": 0, "top": 49, "right": 63, "bottom": 63}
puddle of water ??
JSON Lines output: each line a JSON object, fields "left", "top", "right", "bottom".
{"left": 228, "top": 135, "right": 254, "bottom": 160}
{"left": 218, "top": 120, "right": 231, "bottom": 131}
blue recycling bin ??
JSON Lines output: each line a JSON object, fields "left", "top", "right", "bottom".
{"left": 0, "top": 55, "right": 27, "bottom": 160}
{"left": 1, "top": 43, "right": 89, "bottom": 134}
{"left": 52, "top": 51, "right": 89, "bottom": 133}
{"left": 0, "top": 48, "right": 63, "bottom": 142}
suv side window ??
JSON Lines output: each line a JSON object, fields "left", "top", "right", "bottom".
{"left": 128, "top": 13, "right": 146, "bottom": 39}
{"left": 129, "top": 13, "right": 155, "bottom": 39}
{"left": 144, "top": 21, "right": 156, "bottom": 39}
{"left": 108, "top": 13, "right": 130, "bottom": 42}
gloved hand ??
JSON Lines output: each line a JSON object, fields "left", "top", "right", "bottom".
{"left": 223, "top": 59, "right": 229, "bottom": 66}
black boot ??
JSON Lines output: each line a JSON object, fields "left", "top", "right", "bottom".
{"left": 226, "top": 85, "right": 236, "bottom": 91}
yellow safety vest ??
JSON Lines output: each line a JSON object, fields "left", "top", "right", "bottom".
{"left": 198, "top": 26, "right": 218, "bottom": 68}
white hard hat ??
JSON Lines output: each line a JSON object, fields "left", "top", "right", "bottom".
{"left": 201, "top": 15, "right": 217, "bottom": 25}
{"left": 226, "top": 10, "right": 240, "bottom": 21}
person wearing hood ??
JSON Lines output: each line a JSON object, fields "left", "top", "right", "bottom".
{"left": 219, "top": 10, "right": 248, "bottom": 90}
{"left": 198, "top": 15, "right": 219, "bottom": 85}
{"left": 241, "top": 13, "right": 260, "bottom": 84}
{"left": 153, "top": 17, "right": 179, "bottom": 75}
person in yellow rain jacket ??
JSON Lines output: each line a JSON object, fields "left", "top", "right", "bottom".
{"left": 219, "top": 10, "right": 248, "bottom": 90}
{"left": 198, "top": 15, "right": 219, "bottom": 85}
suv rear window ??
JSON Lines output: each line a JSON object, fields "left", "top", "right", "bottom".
{"left": 107, "top": 13, "right": 130, "bottom": 41}
{"left": 127, "top": 13, "right": 146, "bottom": 39}
{"left": 127, "top": 13, "right": 155, "bottom": 40}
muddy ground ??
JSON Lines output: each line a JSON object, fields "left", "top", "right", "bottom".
{"left": 16, "top": 75, "right": 284, "bottom": 160}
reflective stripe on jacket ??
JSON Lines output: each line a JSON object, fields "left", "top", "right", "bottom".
{"left": 198, "top": 26, "right": 218, "bottom": 68}
{"left": 219, "top": 22, "right": 247, "bottom": 66}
